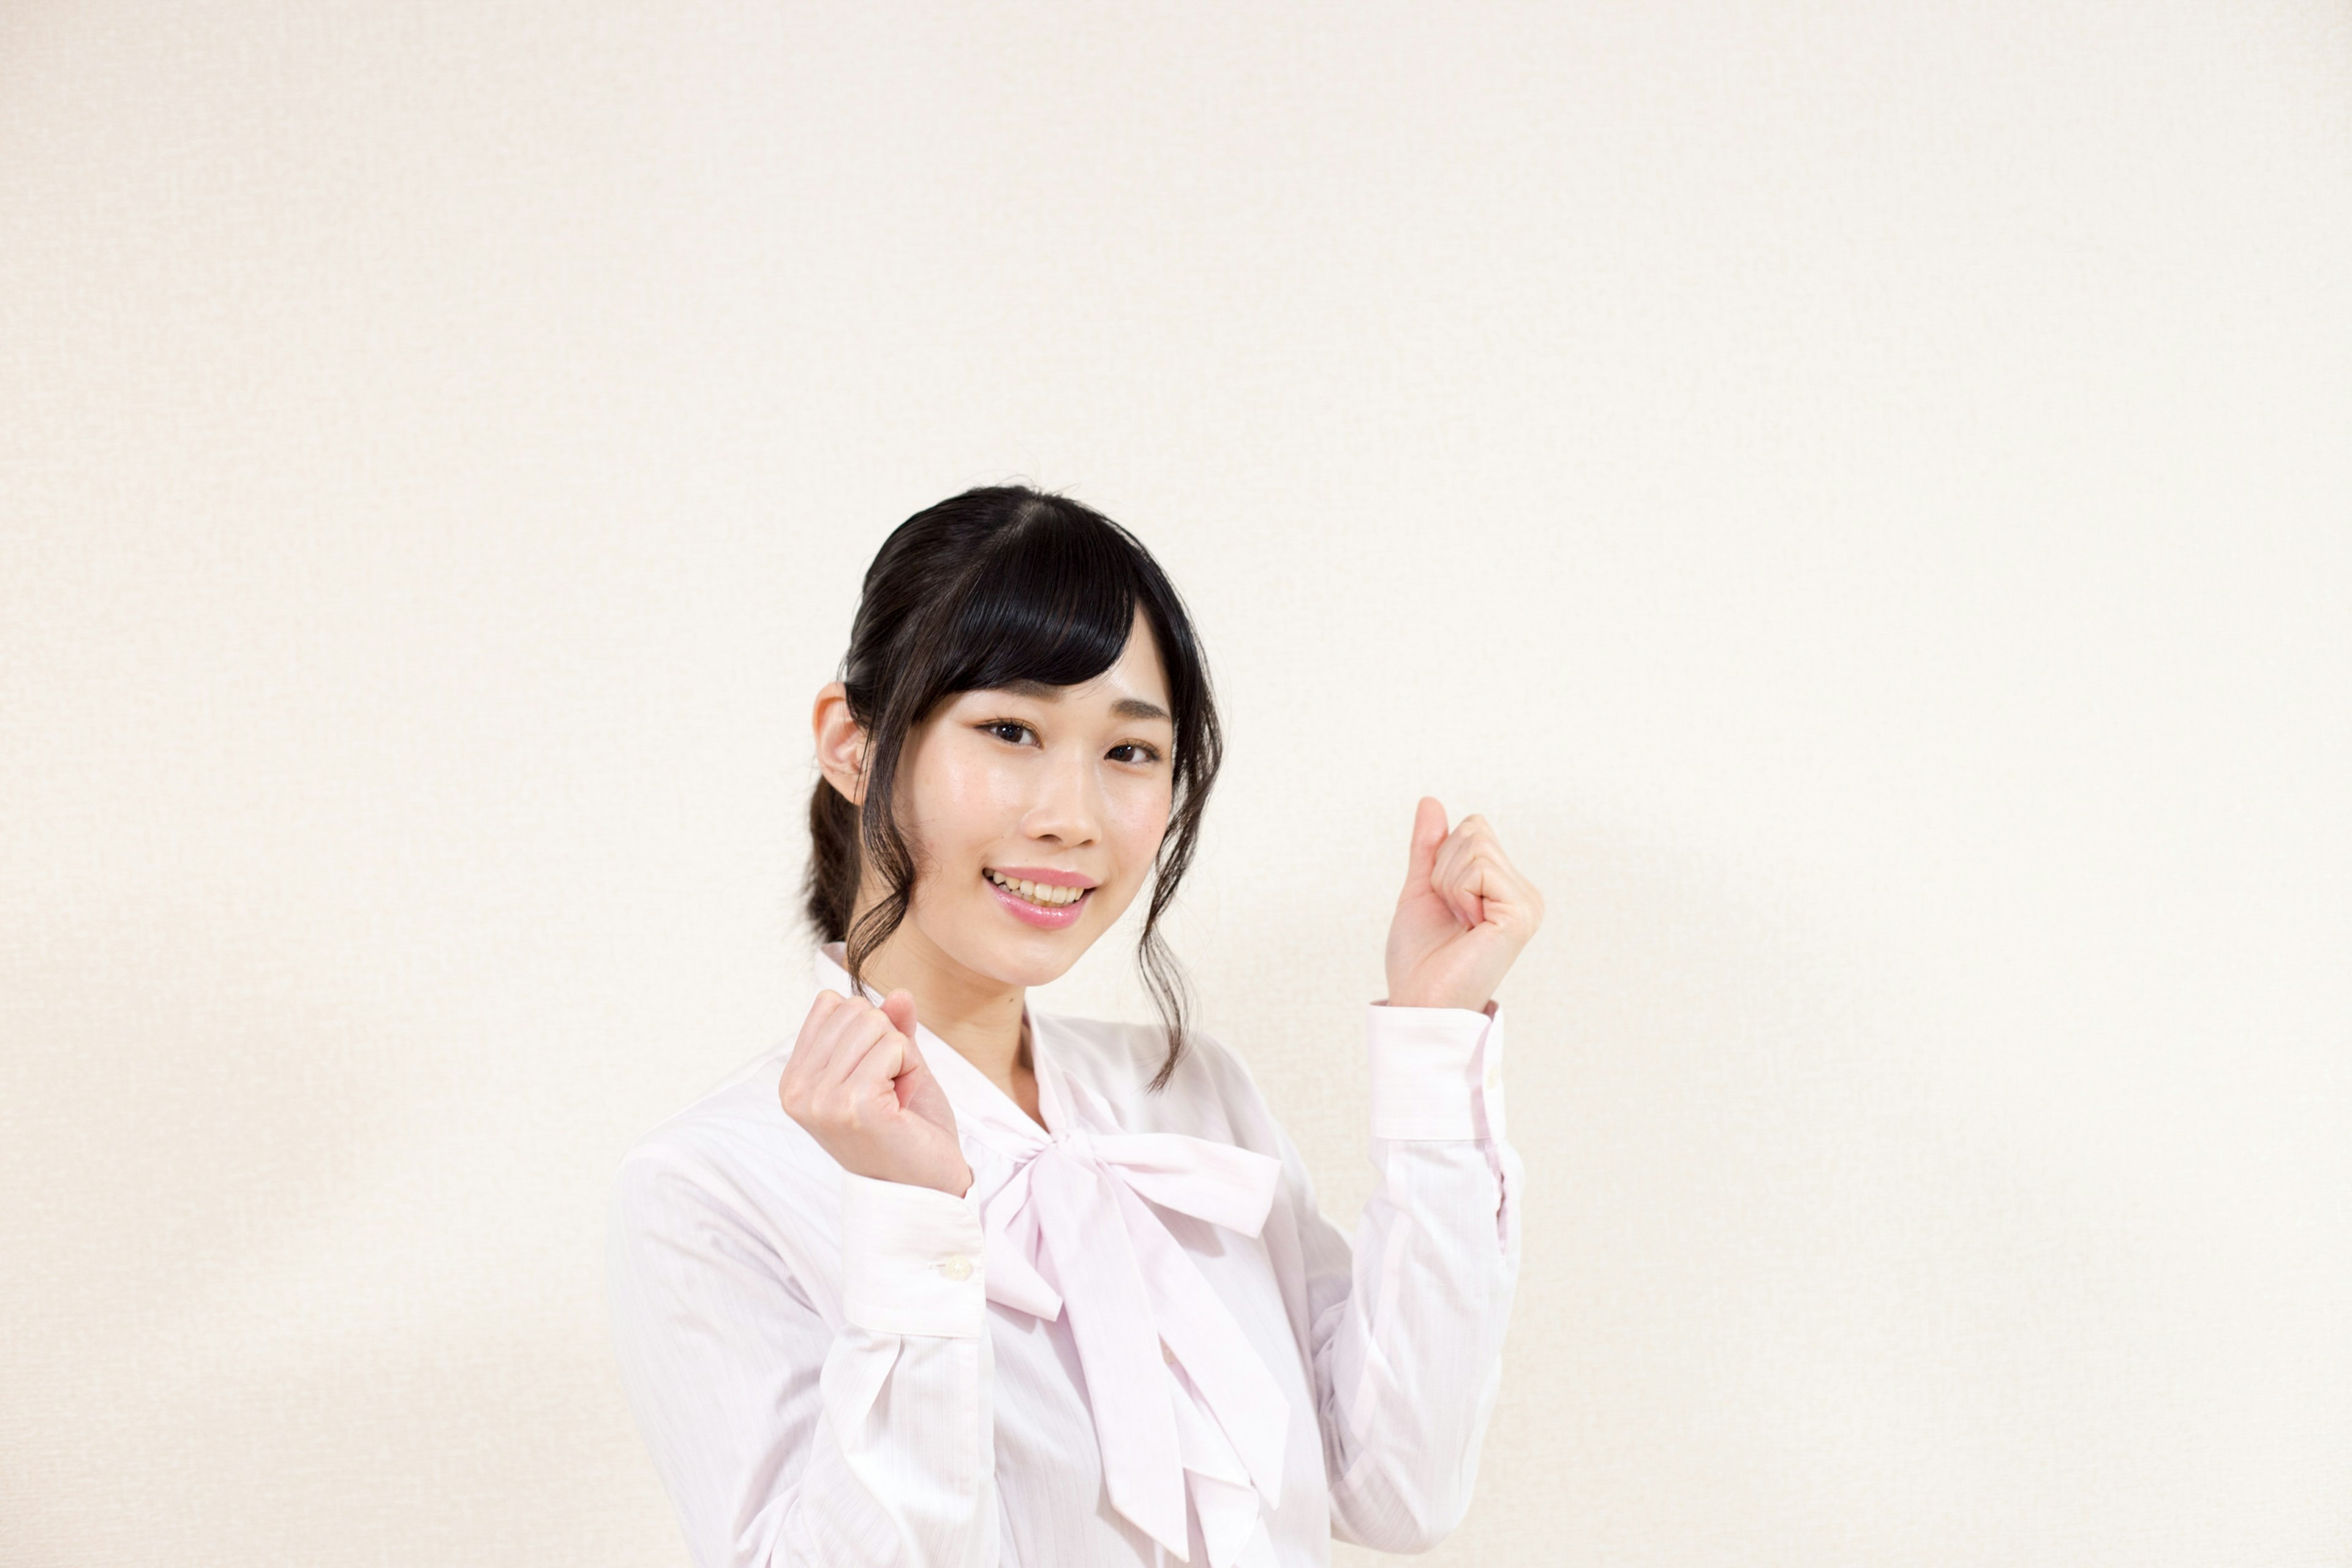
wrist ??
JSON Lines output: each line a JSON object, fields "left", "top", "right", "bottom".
{"left": 831, "top": 1148, "right": 973, "bottom": 1199}
{"left": 838, "top": 1171, "right": 987, "bottom": 1338}
{"left": 1366, "top": 997, "right": 1508, "bottom": 1142}
{"left": 1382, "top": 992, "right": 1493, "bottom": 1012}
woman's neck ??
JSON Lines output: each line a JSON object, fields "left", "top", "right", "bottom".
{"left": 853, "top": 921, "right": 1036, "bottom": 1112}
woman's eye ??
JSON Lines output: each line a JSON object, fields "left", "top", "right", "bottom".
{"left": 980, "top": 721, "right": 1156, "bottom": 763}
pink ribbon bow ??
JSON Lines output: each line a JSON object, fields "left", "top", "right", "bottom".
{"left": 815, "top": 948, "right": 1291, "bottom": 1566}
{"left": 970, "top": 1065, "right": 1291, "bottom": 1567}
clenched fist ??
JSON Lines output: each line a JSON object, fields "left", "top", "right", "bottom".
{"left": 1384, "top": 796, "right": 1544, "bottom": 1012}
{"left": 778, "top": 989, "right": 973, "bottom": 1197}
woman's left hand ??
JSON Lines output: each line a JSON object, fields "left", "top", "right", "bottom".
{"left": 1383, "top": 796, "right": 1545, "bottom": 1012}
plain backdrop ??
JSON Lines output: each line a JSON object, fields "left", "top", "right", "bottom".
{"left": 4, "top": 3, "right": 2349, "bottom": 1564}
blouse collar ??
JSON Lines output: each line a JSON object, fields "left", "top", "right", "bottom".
{"left": 811, "top": 941, "right": 1294, "bottom": 1567}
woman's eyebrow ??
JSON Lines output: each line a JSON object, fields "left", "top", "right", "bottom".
{"left": 996, "top": 679, "right": 1170, "bottom": 725}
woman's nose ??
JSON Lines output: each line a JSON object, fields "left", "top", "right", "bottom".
{"left": 1022, "top": 744, "right": 1102, "bottom": 844}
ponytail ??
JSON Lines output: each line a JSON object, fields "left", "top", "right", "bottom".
{"left": 802, "top": 774, "right": 862, "bottom": 943}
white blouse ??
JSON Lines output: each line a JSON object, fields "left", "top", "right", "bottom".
{"left": 605, "top": 941, "right": 1523, "bottom": 1568}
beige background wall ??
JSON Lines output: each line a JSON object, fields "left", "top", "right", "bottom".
{"left": 5, "top": 3, "right": 2349, "bottom": 1564}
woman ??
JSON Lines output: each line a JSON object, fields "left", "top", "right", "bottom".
{"left": 606, "top": 486, "right": 1540, "bottom": 1568}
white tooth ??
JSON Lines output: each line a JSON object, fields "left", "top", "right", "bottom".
{"left": 994, "top": 874, "right": 1087, "bottom": 906}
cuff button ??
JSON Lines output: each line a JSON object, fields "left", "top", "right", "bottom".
{"left": 941, "top": 1254, "right": 973, "bottom": 1281}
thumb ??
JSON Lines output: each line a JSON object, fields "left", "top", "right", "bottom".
{"left": 1403, "top": 796, "right": 1448, "bottom": 894}
{"left": 880, "top": 989, "right": 920, "bottom": 1050}
{"left": 880, "top": 990, "right": 955, "bottom": 1130}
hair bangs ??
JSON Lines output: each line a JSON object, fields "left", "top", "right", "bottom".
{"left": 935, "top": 505, "right": 1148, "bottom": 698}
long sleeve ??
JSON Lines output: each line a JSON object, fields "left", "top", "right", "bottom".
{"left": 605, "top": 1152, "right": 1000, "bottom": 1568}
{"left": 1279, "top": 1000, "right": 1523, "bottom": 1553}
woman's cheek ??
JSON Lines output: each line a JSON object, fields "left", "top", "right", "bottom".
{"left": 924, "top": 745, "right": 1016, "bottom": 835}
{"left": 1112, "top": 784, "right": 1174, "bottom": 867}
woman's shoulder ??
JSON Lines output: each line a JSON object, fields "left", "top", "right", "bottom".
{"left": 609, "top": 1039, "right": 838, "bottom": 1223}
{"left": 606, "top": 1038, "right": 851, "bottom": 1319}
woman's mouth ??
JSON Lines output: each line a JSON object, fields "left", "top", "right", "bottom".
{"left": 983, "top": 867, "right": 1091, "bottom": 929}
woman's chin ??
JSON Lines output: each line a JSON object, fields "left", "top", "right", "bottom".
{"left": 958, "top": 906, "right": 1104, "bottom": 986}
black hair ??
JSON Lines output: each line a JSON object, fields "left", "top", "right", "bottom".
{"left": 804, "top": 485, "right": 1223, "bottom": 1091}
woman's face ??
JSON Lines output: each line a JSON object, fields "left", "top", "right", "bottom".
{"left": 891, "top": 608, "right": 1177, "bottom": 989}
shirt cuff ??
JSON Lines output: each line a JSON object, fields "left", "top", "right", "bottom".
{"left": 1365, "top": 999, "right": 1508, "bottom": 1143}
{"left": 839, "top": 1170, "right": 989, "bottom": 1338}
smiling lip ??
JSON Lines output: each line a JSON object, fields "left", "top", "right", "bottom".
{"left": 987, "top": 865, "right": 1099, "bottom": 889}
{"left": 982, "top": 867, "right": 1093, "bottom": 930}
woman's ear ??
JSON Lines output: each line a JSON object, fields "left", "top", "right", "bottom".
{"left": 812, "top": 681, "right": 869, "bottom": 804}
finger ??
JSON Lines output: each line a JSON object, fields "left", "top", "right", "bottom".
{"left": 1446, "top": 815, "right": 1499, "bottom": 862}
{"left": 881, "top": 989, "right": 919, "bottom": 1044}
{"left": 816, "top": 1005, "right": 902, "bottom": 1093}
{"left": 1402, "top": 796, "right": 1448, "bottom": 894}
{"left": 783, "top": 991, "right": 850, "bottom": 1093}
{"left": 1427, "top": 847, "right": 1459, "bottom": 924}
{"left": 1431, "top": 831, "right": 1485, "bottom": 927}
{"left": 1438, "top": 815, "right": 1521, "bottom": 906}
{"left": 824, "top": 1034, "right": 914, "bottom": 1131}
{"left": 1446, "top": 841, "right": 1530, "bottom": 929}
{"left": 877, "top": 990, "right": 935, "bottom": 1109}
{"left": 836, "top": 1024, "right": 911, "bottom": 1111}
{"left": 1468, "top": 840, "right": 1540, "bottom": 921}
{"left": 1430, "top": 832, "right": 1465, "bottom": 922}
{"left": 1453, "top": 846, "right": 1542, "bottom": 930}
{"left": 892, "top": 1040, "right": 946, "bottom": 1113}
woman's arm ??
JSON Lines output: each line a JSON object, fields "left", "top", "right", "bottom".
{"left": 1283, "top": 794, "right": 1538, "bottom": 1547}
{"left": 605, "top": 1152, "right": 998, "bottom": 1568}
{"left": 1276, "top": 1000, "right": 1523, "bottom": 1551}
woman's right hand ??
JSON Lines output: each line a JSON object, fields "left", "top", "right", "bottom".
{"left": 778, "top": 989, "right": 973, "bottom": 1198}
